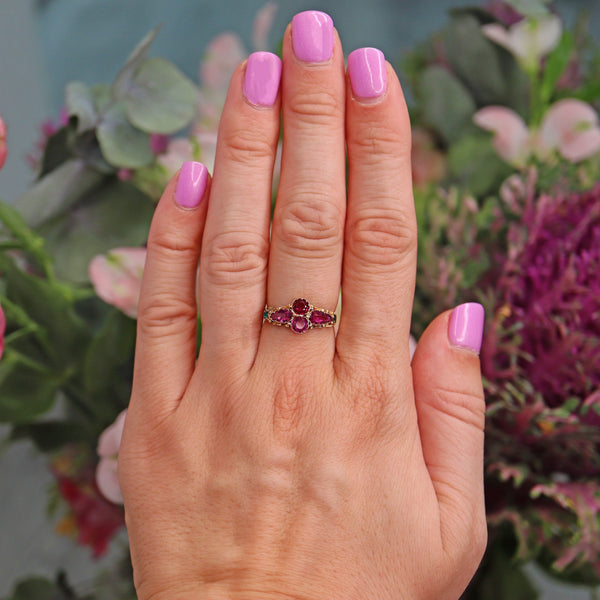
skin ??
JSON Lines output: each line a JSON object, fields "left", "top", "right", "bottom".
{"left": 118, "top": 19, "right": 487, "bottom": 600}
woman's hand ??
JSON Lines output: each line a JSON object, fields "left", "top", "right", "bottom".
{"left": 119, "top": 11, "right": 487, "bottom": 600}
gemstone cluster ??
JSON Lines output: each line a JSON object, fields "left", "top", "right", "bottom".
{"left": 263, "top": 298, "right": 336, "bottom": 334}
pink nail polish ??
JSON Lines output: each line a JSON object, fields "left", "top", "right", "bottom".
{"left": 175, "top": 161, "right": 208, "bottom": 208}
{"left": 449, "top": 303, "right": 485, "bottom": 354}
{"left": 292, "top": 11, "right": 334, "bottom": 63}
{"left": 243, "top": 52, "right": 282, "bottom": 107}
{"left": 348, "top": 48, "right": 387, "bottom": 99}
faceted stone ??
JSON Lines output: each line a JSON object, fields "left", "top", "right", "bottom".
{"left": 290, "top": 316, "right": 309, "bottom": 333}
{"left": 310, "top": 310, "right": 334, "bottom": 325}
{"left": 271, "top": 308, "right": 292, "bottom": 324}
{"left": 263, "top": 310, "right": 269, "bottom": 320}
{"left": 292, "top": 298, "right": 310, "bottom": 315}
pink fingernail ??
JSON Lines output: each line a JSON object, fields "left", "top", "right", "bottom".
{"left": 292, "top": 11, "right": 334, "bottom": 63}
{"left": 449, "top": 303, "right": 485, "bottom": 354}
{"left": 243, "top": 52, "right": 282, "bottom": 107}
{"left": 175, "top": 161, "right": 208, "bottom": 208}
{"left": 348, "top": 48, "right": 387, "bottom": 99}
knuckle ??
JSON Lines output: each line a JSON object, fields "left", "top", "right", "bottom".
{"left": 275, "top": 192, "right": 343, "bottom": 257}
{"left": 424, "top": 386, "right": 486, "bottom": 432}
{"left": 148, "top": 229, "right": 198, "bottom": 261}
{"left": 272, "top": 366, "right": 315, "bottom": 433}
{"left": 204, "top": 230, "right": 268, "bottom": 286}
{"left": 347, "top": 208, "right": 417, "bottom": 268}
{"left": 219, "top": 123, "right": 275, "bottom": 168}
{"left": 287, "top": 88, "right": 342, "bottom": 125}
{"left": 138, "top": 293, "right": 197, "bottom": 338}
{"left": 349, "top": 122, "right": 411, "bottom": 164}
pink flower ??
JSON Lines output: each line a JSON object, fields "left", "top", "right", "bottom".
{"left": 411, "top": 128, "right": 448, "bottom": 186}
{"left": 96, "top": 410, "right": 127, "bottom": 505}
{"left": 89, "top": 247, "right": 147, "bottom": 318}
{"left": 0, "top": 303, "right": 5, "bottom": 360}
{"left": 537, "top": 99, "right": 600, "bottom": 162}
{"left": 0, "top": 113, "right": 7, "bottom": 171}
{"left": 482, "top": 15, "right": 562, "bottom": 71}
{"left": 473, "top": 106, "right": 530, "bottom": 166}
{"left": 474, "top": 100, "right": 600, "bottom": 164}
{"left": 253, "top": 2, "right": 278, "bottom": 51}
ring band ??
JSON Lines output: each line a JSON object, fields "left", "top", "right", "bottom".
{"left": 263, "top": 298, "right": 336, "bottom": 334}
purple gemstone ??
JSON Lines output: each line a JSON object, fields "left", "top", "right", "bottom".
{"left": 310, "top": 310, "right": 334, "bottom": 325}
{"left": 292, "top": 298, "right": 310, "bottom": 315}
{"left": 271, "top": 308, "right": 292, "bottom": 324}
{"left": 290, "top": 316, "right": 309, "bottom": 333}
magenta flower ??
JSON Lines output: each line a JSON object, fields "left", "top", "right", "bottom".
{"left": 89, "top": 247, "right": 147, "bottom": 318}
{"left": 96, "top": 410, "right": 127, "bottom": 505}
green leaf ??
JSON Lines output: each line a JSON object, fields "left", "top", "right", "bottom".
{"left": 15, "top": 159, "right": 104, "bottom": 228}
{"left": 91, "top": 83, "right": 112, "bottom": 114}
{"left": 97, "top": 102, "right": 154, "bottom": 168}
{"left": 83, "top": 309, "right": 136, "bottom": 412}
{"left": 65, "top": 81, "right": 98, "bottom": 132}
{"left": 112, "top": 27, "right": 160, "bottom": 98}
{"left": 37, "top": 178, "right": 154, "bottom": 283}
{"left": 442, "top": 15, "right": 506, "bottom": 105}
{"left": 6, "top": 577, "right": 59, "bottom": 600}
{"left": 504, "top": 0, "right": 550, "bottom": 18}
{"left": 0, "top": 353, "right": 61, "bottom": 423}
{"left": 123, "top": 57, "right": 198, "bottom": 134}
{"left": 419, "top": 66, "right": 476, "bottom": 145}
{"left": 11, "top": 420, "right": 91, "bottom": 451}
{"left": 541, "top": 32, "right": 574, "bottom": 104}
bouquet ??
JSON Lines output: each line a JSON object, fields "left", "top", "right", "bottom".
{"left": 0, "top": 1, "right": 598, "bottom": 598}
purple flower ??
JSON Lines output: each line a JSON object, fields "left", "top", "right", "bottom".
{"left": 486, "top": 0, "right": 524, "bottom": 26}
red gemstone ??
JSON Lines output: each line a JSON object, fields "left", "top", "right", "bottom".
{"left": 271, "top": 308, "right": 292, "bottom": 324}
{"left": 290, "top": 316, "right": 309, "bottom": 333}
{"left": 310, "top": 310, "right": 334, "bottom": 325}
{"left": 292, "top": 298, "right": 310, "bottom": 315}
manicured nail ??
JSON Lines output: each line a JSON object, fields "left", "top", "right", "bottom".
{"left": 243, "top": 52, "right": 282, "bottom": 107}
{"left": 449, "top": 303, "right": 485, "bottom": 354}
{"left": 175, "top": 161, "right": 208, "bottom": 208}
{"left": 348, "top": 48, "right": 387, "bottom": 100}
{"left": 292, "top": 11, "right": 334, "bottom": 63}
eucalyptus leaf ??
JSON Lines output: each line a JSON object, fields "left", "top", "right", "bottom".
{"left": 442, "top": 15, "right": 506, "bottom": 105}
{"left": 91, "top": 83, "right": 112, "bottom": 114}
{"left": 65, "top": 81, "right": 98, "bottom": 132}
{"left": 97, "top": 103, "right": 153, "bottom": 168}
{"left": 112, "top": 27, "right": 160, "bottom": 98}
{"left": 37, "top": 178, "right": 154, "bottom": 283}
{"left": 123, "top": 57, "right": 198, "bottom": 134}
{"left": 419, "top": 66, "right": 476, "bottom": 145}
{"left": 15, "top": 159, "right": 103, "bottom": 228}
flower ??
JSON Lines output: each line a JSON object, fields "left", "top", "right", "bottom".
{"left": 482, "top": 14, "right": 562, "bottom": 71}
{"left": 482, "top": 174, "right": 600, "bottom": 576}
{"left": 0, "top": 303, "right": 5, "bottom": 360}
{"left": 473, "top": 99, "right": 600, "bottom": 165}
{"left": 96, "top": 410, "right": 127, "bottom": 505}
{"left": 0, "top": 113, "right": 7, "bottom": 171}
{"left": 486, "top": 0, "right": 524, "bottom": 26}
{"left": 89, "top": 247, "right": 147, "bottom": 318}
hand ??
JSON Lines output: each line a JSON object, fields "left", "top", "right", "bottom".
{"left": 119, "top": 11, "right": 487, "bottom": 600}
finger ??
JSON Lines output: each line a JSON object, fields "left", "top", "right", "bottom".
{"left": 336, "top": 49, "right": 417, "bottom": 369}
{"left": 132, "top": 162, "right": 209, "bottom": 416}
{"left": 260, "top": 11, "right": 345, "bottom": 355}
{"left": 411, "top": 304, "right": 487, "bottom": 562}
{"left": 199, "top": 52, "right": 282, "bottom": 373}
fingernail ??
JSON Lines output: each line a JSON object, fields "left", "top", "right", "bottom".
{"left": 292, "top": 11, "right": 334, "bottom": 63}
{"left": 449, "top": 303, "right": 485, "bottom": 354}
{"left": 243, "top": 52, "right": 282, "bottom": 107}
{"left": 175, "top": 161, "right": 208, "bottom": 208}
{"left": 348, "top": 47, "right": 387, "bottom": 100}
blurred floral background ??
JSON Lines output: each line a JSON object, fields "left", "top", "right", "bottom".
{"left": 0, "top": 0, "right": 599, "bottom": 598}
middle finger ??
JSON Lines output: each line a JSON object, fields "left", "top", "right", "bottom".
{"left": 260, "top": 11, "right": 346, "bottom": 359}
